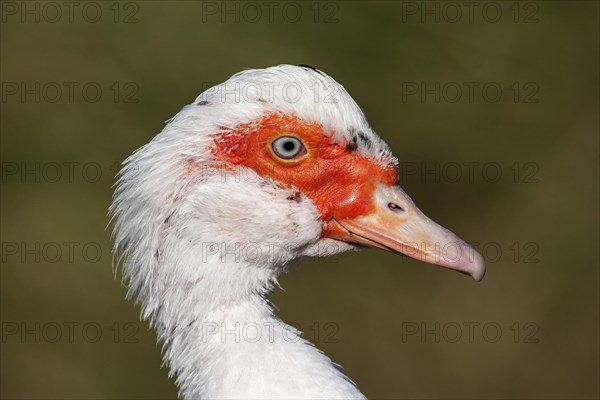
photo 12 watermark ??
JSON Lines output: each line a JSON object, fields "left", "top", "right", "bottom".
{"left": 1, "top": 161, "right": 107, "bottom": 184}
{"left": 196, "top": 79, "right": 343, "bottom": 105}
{"left": 197, "top": 320, "right": 339, "bottom": 344}
{"left": 397, "top": 1, "right": 540, "bottom": 24}
{"left": 1, "top": 1, "right": 140, "bottom": 24}
{"left": 1, "top": 241, "right": 103, "bottom": 264}
{"left": 399, "top": 81, "right": 540, "bottom": 104}
{"left": 1, "top": 321, "right": 141, "bottom": 344}
{"left": 1, "top": 81, "right": 140, "bottom": 104}
{"left": 400, "top": 321, "right": 540, "bottom": 344}
{"left": 398, "top": 161, "right": 541, "bottom": 184}
{"left": 199, "top": 1, "right": 339, "bottom": 24}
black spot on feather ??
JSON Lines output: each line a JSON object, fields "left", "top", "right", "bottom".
{"left": 345, "top": 128, "right": 359, "bottom": 152}
{"left": 196, "top": 100, "right": 209, "bottom": 106}
{"left": 346, "top": 138, "right": 358, "bottom": 152}
{"left": 287, "top": 191, "right": 302, "bottom": 203}
{"left": 357, "top": 131, "right": 371, "bottom": 146}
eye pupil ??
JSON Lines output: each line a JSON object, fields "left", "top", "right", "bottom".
{"left": 283, "top": 141, "right": 296, "bottom": 152}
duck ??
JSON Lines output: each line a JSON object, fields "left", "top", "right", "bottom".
{"left": 110, "top": 64, "right": 485, "bottom": 399}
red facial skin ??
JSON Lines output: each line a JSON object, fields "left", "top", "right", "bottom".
{"left": 210, "top": 114, "right": 398, "bottom": 237}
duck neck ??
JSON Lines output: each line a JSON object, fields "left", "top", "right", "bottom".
{"left": 144, "top": 255, "right": 363, "bottom": 400}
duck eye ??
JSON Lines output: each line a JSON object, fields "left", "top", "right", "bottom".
{"left": 271, "top": 136, "right": 307, "bottom": 160}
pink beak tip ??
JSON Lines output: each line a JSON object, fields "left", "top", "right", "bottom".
{"left": 469, "top": 251, "right": 486, "bottom": 282}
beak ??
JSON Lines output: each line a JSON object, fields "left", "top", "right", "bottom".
{"left": 327, "top": 185, "right": 486, "bottom": 281}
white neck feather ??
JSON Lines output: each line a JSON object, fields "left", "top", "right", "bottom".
{"left": 160, "top": 267, "right": 364, "bottom": 399}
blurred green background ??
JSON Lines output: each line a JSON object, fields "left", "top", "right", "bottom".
{"left": 1, "top": 1, "right": 598, "bottom": 399}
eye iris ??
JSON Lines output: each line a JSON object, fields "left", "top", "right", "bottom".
{"left": 272, "top": 136, "right": 306, "bottom": 160}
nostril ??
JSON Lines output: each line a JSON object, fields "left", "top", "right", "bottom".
{"left": 388, "top": 202, "right": 405, "bottom": 212}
